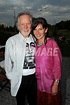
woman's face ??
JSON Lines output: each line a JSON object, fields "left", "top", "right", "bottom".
{"left": 33, "top": 24, "right": 48, "bottom": 40}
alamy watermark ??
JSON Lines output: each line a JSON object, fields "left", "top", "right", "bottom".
{"left": 35, "top": 47, "right": 59, "bottom": 56}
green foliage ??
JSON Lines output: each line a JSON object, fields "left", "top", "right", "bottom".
{"left": 0, "top": 24, "right": 18, "bottom": 45}
{"left": 55, "top": 20, "right": 70, "bottom": 30}
{"left": 57, "top": 29, "right": 70, "bottom": 39}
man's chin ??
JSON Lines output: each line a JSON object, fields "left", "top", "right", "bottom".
{"left": 23, "top": 33, "right": 30, "bottom": 38}
{"left": 21, "top": 31, "right": 31, "bottom": 37}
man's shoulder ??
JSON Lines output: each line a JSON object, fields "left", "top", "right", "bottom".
{"left": 7, "top": 33, "right": 19, "bottom": 41}
{"left": 6, "top": 33, "right": 19, "bottom": 44}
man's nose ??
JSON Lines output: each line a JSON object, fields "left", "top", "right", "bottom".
{"left": 24, "top": 24, "right": 28, "bottom": 28}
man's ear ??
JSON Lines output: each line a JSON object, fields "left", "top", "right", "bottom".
{"left": 16, "top": 23, "right": 20, "bottom": 31}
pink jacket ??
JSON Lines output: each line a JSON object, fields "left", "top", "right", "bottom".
{"left": 35, "top": 38, "right": 62, "bottom": 93}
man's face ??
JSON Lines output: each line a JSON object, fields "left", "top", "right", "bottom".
{"left": 18, "top": 15, "right": 32, "bottom": 38}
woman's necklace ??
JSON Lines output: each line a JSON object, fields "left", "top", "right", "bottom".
{"left": 37, "top": 41, "right": 44, "bottom": 46}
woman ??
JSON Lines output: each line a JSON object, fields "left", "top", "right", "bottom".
{"left": 32, "top": 17, "right": 62, "bottom": 105}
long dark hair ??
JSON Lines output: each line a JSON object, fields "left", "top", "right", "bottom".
{"left": 32, "top": 17, "right": 49, "bottom": 43}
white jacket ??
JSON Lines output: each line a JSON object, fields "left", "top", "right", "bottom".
{"left": 5, "top": 32, "right": 35, "bottom": 96}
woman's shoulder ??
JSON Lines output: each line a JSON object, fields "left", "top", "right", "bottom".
{"left": 46, "top": 38, "right": 59, "bottom": 47}
{"left": 47, "top": 38, "right": 56, "bottom": 43}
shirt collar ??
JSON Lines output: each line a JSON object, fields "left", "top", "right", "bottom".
{"left": 18, "top": 32, "right": 33, "bottom": 42}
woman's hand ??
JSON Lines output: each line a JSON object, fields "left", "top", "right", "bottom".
{"left": 51, "top": 81, "right": 59, "bottom": 95}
